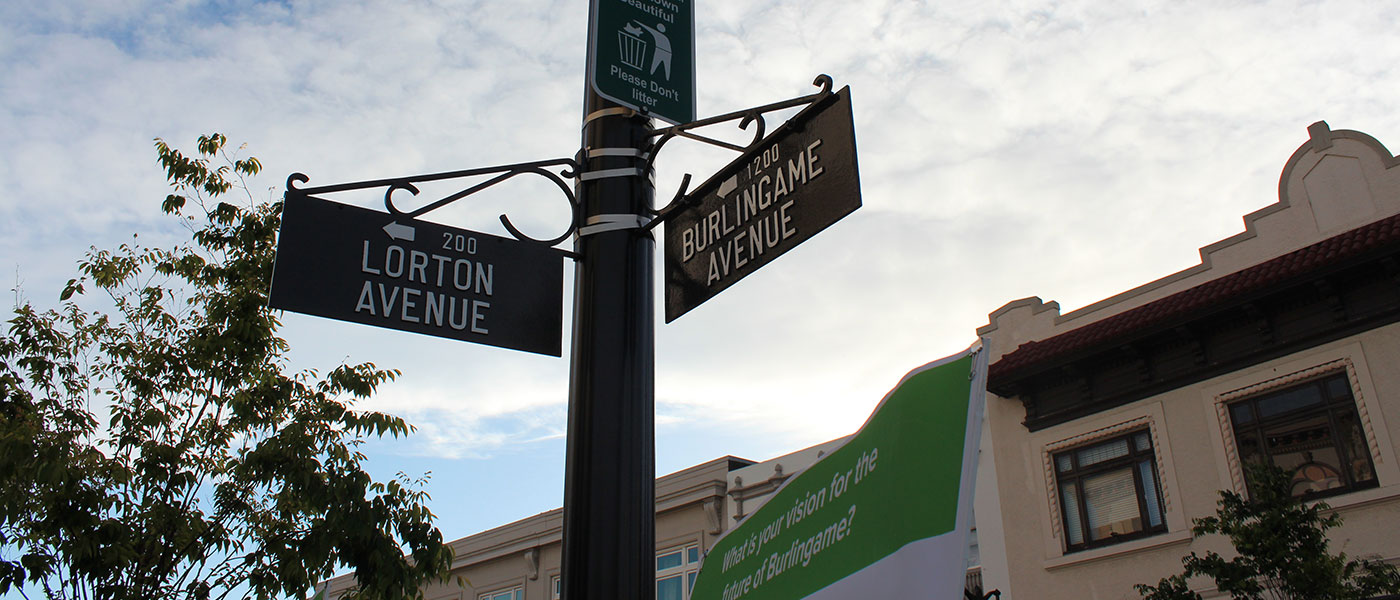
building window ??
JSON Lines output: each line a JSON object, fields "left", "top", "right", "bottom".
{"left": 1054, "top": 430, "right": 1166, "bottom": 552}
{"left": 1228, "top": 371, "right": 1377, "bottom": 498}
{"left": 480, "top": 586, "right": 523, "bottom": 600}
{"left": 656, "top": 543, "right": 700, "bottom": 600}
{"left": 550, "top": 575, "right": 560, "bottom": 600}
{"left": 553, "top": 546, "right": 699, "bottom": 600}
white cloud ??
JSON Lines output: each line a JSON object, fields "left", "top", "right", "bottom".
{"left": 3, "top": 0, "right": 1399, "bottom": 472}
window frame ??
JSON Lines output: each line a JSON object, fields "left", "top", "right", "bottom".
{"left": 1226, "top": 370, "right": 1379, "bottom": 500}
{"left": 553, "top": 544, "right": 700, "bottom": 600}
{"left": 1052, "top": 429, "right": 1168, "bottom": 553}
{"left": 655, "top": 542, "right": 701, "bottom": 600}
{"left": 479, "top": 585, "right": 523, "bottom": 600}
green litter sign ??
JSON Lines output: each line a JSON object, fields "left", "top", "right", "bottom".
{"left": 587, "top": 0, "right": 696, "bottom": 125}
{"left": 691, "top": 347, "right": 988, "bottom": 600}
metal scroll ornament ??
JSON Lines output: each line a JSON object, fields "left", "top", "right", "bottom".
{"left": 286, "top": 157, "right": 582, "bottom": 248}
{"left": 645, "top": 74, "right": 836, "bottom": 231}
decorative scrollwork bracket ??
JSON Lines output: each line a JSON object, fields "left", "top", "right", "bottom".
{"left": 286, "top": 157, "right": 582, "bottom": 255}
{"left": 642, "top": 74, "right": 836, "bottom": 232}
{"left": 282, "top": 75, "right": 837, "bottom": 249}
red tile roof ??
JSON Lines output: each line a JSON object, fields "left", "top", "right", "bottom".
{"left": 988, "top": 212, "right": 1400, "bottom": 383}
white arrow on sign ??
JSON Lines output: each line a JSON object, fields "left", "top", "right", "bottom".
{"left": 383, "top": 221, "right": 416, "bottom": 241}
{"left": 717, "top": 175, "right": 739, "bottom": 198}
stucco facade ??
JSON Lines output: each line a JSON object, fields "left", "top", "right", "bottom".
{"left": 974, "top": 122, "right": 1400, "bottom": 600}
{"left": 318, "top": 441, "right": 854, "bottom": 600}
{"left": 321, "top": 455, "right": 756, "bottom": 600}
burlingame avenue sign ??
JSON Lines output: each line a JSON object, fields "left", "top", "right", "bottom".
{"left": 664, "top": 86, "right": 862, "bottom": 322}
{"left": 269, "top": 193, "right": 565, "bottom": 356}
{"left": 588, "top": 0, "right": 696, "bottom": 124}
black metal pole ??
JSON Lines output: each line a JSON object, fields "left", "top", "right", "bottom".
{"left": 560, "top": 51, "right": 657, "bottom": 600}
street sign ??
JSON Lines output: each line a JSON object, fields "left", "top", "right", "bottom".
{"left": 664, "top": 86, "right": 861, "bottom": 322}
{"left": 269, "top": 193, "right": 566, "bottom": 356}
{"left": 587, "top": 0, "right": 695, "bottom": 125}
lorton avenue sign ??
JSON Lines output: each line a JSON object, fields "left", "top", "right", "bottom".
{"left": 269, "top": 193, "right": 565, "bottom": 356}
{"left": 664, "top": 87, "right": 862, "bottom": 322}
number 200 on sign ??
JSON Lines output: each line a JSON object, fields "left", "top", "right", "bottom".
{"left": 442, "top": 233, "right": 477, "bottom": 254}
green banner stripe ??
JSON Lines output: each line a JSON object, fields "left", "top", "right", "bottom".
{"left": 691, "top": 353, "right": 976, "bottom": 600}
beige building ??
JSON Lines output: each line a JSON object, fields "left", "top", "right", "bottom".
{"left": 974, "top": 121, "right": 1400, "bottom": 599}
{"left": 318, "top": 439, "right": 858, "bottom": 600}
{"left": 321, "top": 454, "right": 744, "bottom": 600}
{"left": 318, "top": 435, "right": 985, "bottom": 600}
{"left": 324, "top": 121, "right": 1399, "bottom": 600}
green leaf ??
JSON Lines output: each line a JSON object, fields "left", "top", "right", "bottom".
{"left": 1140, "top": 463, "right": 1400, "bottom": 599}
{"left": 1, "top": 134, "right": 451, "bottom": 600}
{"left": 59, "top": 278, "right": 84, "bottom": 301}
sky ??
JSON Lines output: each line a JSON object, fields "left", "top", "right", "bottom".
{"left": 3, "top": 0, "right": 1400, "bottom": 579}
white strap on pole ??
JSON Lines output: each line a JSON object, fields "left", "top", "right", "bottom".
{"left": 579, "top": 167, "right": 648, "bottom": 181}
{"left": 576, "top": 213, "right": 653, "bottom": 237}
{"left": 582, "top": 107, "right": 637, "bottom": 127}
{"left": 587, "top": 147, "right": 649, "bottom": 159}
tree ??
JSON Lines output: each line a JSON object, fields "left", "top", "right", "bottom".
{"left": 1137, "top": 464, "right": 1400, "bottom": 600}
{"left": 0, "top": 134, "right": 454, "bottom": 600}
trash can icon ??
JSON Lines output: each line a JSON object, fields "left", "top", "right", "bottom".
{"left": 618, "top": 27, "right": 647, "bottom": 71}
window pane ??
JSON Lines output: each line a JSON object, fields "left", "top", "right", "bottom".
{"left": 515, "top": 589, "right": 523, "bottom": 600}
{"left": 657, "top": 551, "right": 682, "bottom": 571}
{"left": 1078, "top": 439, "right": 1129, "bottom": 468}
{"left": 1264, "top": 413, "right": 1331, "bottom": 453}
{"left": 1138, "top": 460, "right": 1163, "bottom": 528}
{"left": 1235, "top": 430, "right": 1266, "bottom": 465}
{"left": 1082, "top": 468, "right": 1142, "bottom": 541}
{"left": 687, "top": 546, "right": 699, "bottom": 564}
{"left": 1235, "top": 373, "right": 1375, "bottom": 500}
{"left": 1257, "top": 384, "right": 1324, "bottom": 419}
{"left": 1230, "top": 402, "right": 1255, "bottom": 425}
{"left": 1056, "top": 453, "right": 1073, "bottom": 472}
{"left": 657, "top": 575, "right": 683, "bottom": 600}
{"left": 1057, "top": 431, "right": 1169, "bottom": 551}
{"left": 1052, "top": 453, "right": 1075, "bottom": 472}
{"left": 1324, "top": 375, "right": 1350, "bottom": 401}
{"left": 1291, "top": 458, "right": 1345, "bottom": 496}
{"left": 1334, "top": 408, "right": 1376, "bottom": 485}
{"left": 688, "top": 572, "right": 697, "bottom": 591}
{"left": 1264, "top": 414, "right": 1332, "bottom": 464}
{"left": 1060, "top": 482, "right": 1083, "bottom": 546}
{"left": 1261, "top": 414, "right": 1344, "bottom": 496}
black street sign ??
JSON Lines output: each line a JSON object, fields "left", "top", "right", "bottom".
{"left": 269, "top": 194, "right": 566, "bottom": 356}
{"left": 587, "top": 0, "right": 695, "bottom": 125}
{"left": 664, "top": 86, "right": 861, "bottom": 322}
